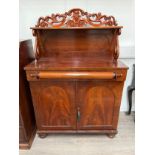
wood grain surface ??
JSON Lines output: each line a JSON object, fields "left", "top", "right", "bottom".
{"left": 25, "top": 9, "right": 128, "bottom": 138}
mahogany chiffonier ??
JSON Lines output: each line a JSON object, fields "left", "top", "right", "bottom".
{"left": 19, "top": 40, "right": 36, "bottom": 149}
{"left": 24, "top": 8, "right": 128, "bottom": 138}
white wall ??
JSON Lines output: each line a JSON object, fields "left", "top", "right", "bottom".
{"left": 19, "top": 0, "right": 135, "bottom": 111}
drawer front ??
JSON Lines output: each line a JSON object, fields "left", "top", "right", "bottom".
{"left": 26, "top": 70, "right": 127, "bottom": 81}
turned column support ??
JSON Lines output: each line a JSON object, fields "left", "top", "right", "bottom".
{"left": 32, "top": 29, "right": 40, "bottom": 62}
{"left": 113, "top": 28, "right": 121, "bottom": 62}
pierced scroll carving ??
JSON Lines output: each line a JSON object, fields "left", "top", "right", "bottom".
{"left": 36, "top": 8, "right": 118, "bottom": 28}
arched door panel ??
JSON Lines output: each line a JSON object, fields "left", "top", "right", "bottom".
{"left": 30, "top": 81, "right": 76, "bottom": 130}
{"left": 77, "top": 81, "right": 118, "bottom": 130}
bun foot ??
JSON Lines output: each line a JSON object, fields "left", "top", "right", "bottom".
{"left": 38, "top": 133, "right": 47, "bottom": 138}
{"left": 107, "top": 133, "right": 116, "bottom": 138}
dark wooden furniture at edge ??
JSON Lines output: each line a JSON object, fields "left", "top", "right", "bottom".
{"left": 24, "top": 9, "right": 128, "bottom": 139}
{"left": 19, "top": 40, "right": 36, "bottom": 149}
{"left": 127, "top": 64, "right": 135, "bottom": 114}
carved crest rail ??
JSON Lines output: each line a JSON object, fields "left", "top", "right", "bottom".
{"left": 36, "top": 8, "right": 118, "bottom": 28}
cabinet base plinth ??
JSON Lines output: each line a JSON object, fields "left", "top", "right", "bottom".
{"left": 37, "top": 129, "right": 118, "bottom": 138}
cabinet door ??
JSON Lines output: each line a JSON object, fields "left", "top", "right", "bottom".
{"left": 76, "top": 81, "right": 123, "bottom": 130}
{"left": 30, "top": 81, "right": 76, "bottom": 130}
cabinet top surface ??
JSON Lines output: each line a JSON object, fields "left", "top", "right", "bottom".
{"left": 25, "top": 58, "right": 128, "bottom": 71}
{"left": 31, "top": 26, "right": 123, "bottom": 30}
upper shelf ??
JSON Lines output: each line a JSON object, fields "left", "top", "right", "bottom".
{"left": 32, "top": 8, "right": 122, "bottom": 29}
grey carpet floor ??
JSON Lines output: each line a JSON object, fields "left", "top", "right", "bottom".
{"left": 20, "top": 112, "right": 135, "bottom": 155}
